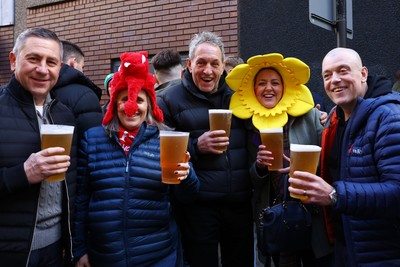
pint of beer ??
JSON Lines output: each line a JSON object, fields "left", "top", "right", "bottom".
{"left": 208, "top": 109, "right": 232, "bottom": 152}
{"left": 160, "top": 131, "right": 189, "bottom": 184}
{"left": 289, "top": 144, "right": 321, "bottom": 200}
{"left": 260, "top": 127, "right": 283, "bottom": 170}
{"left": 40, "top": 124, "right": 75, "bottom": 182}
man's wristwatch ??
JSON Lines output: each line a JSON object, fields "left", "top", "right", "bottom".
{"left": 329, "top": 188, "right": 337, "bottom": 206}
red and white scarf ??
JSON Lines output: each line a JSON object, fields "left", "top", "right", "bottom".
{"left": 118, "top": 126, "right": 139, "bottom": 155}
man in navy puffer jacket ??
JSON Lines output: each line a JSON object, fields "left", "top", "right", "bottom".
{"left": 0, "top": 27, "right": 77, "bottom": 267}
{"left": 289, "top": 47, "right": 400, "bottom": 266}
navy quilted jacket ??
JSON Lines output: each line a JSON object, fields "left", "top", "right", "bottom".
{"left": 0, "top": 76, "right": 77, "bottom": 266}
{"left": 327, "top": 94, "right": 400, "bottom": 266}
{"left": 73, "top": 123, "right": 199, "bottom": 266}
{"left": 157, "top": 69, "right": 252, "bottom": 203}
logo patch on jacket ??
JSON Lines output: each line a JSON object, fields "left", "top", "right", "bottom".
{"left": 348, "top": 144, "right": 363, "bottom": 155}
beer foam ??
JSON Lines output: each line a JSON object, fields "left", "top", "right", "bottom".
{"left": 159, "top": 130, "right": 190, "bottom": 137}
{"left": 40, "top": 124, "right": 75, "bottom": 134}
{"left": 208, "top": 109, "right": 232, "bottom": 114}
{"left": 260, "top": 127, "right": 283, "bottom": 133}
{"left": 290, "top": 144, "right": 321, "bottom": 152}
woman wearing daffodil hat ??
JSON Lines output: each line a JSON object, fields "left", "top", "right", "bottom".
{"left": 226, "top": 53, "right": 333, "bottom": 267}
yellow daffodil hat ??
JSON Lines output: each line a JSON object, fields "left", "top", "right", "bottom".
{"left": 226, "top": 53, "right": 314, "bottom": 130}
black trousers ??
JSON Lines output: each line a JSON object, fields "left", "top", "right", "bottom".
{"left": 180, "top": 201, "right": 254, "bottom": 267}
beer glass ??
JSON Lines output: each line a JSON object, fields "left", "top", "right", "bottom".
{"left": 40, "top": 124, "right": 75, "bottom": 182}
{"left": 160, "top": 131, "right": 189, "bottom": 184}
{"left": 260, "top": 127, "right": 283, "bottom": 170}
{"left": 208, "top": 109, "right": 232, "bottom": 152}
{"left": 289, "top": 144, "right": 321, "bottom": 200}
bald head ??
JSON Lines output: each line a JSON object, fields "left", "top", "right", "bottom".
{"left": 321, "top": 47, "right": 368, "bottom": 119}
{"left": 323, "top": 48, "right": 363, "bottom": 70}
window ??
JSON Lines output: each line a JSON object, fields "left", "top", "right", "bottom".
{"left": 0, "top": 0, "right": 14, "bottom": 26}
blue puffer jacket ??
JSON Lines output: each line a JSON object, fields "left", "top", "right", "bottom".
{"left": 327, "top": 93, "right": 400, "bottom": 266}
{"left": 73, "top": 123, "right": 199, "bottom": 267}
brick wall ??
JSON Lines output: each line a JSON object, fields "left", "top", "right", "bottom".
{"left": 0, "top": 26, "right": 14, "bottom": 85}
{"left": 5, "top": 0, "right": 238, "bottom": 104}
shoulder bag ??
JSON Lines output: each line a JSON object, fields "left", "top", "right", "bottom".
{"left": 257, "top": 175, "right": 312, "bottom": 255}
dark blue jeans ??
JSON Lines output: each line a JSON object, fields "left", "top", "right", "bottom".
{"left": 28, "top": 239, "right": 63, "bottom": 267}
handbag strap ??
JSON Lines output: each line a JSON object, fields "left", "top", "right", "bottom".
{"left": 266, "top": 173, "right": 290, "bottom": 206}
{"left": 282, "top": 174, "right": 290, "bottom": 202}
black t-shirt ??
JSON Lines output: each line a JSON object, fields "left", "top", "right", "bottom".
{"left": 328, "top": 107, "right": 347, "bottom": 244}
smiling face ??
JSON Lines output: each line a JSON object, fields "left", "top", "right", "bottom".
{"left": 187, "top": 43, "right": 225, "bottom": 93}
{"left": 254, "top": 68, "right": 284, "bottom": 109}
{"left": 10, "top": 36, "right": 62, "bottom": 106}
{"left": 322, "top": 48, "right": 368, "bottom": 119}
{"left": 117, "top": 89, "right": 148, "bottom": 131}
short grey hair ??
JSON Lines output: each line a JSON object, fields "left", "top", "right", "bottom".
{"left": 188, "top": 31, "right": 225, "bottom": 62}
{"left": 13, "top": 27, "right": 63, "bottom": 60}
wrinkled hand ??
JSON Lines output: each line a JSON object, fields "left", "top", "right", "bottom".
{"left": 24, "top": 147, "right": 71, "bottom": 184}
{"left": 175, "top": 152, "right": 191, "bottom": 181}
{"left": 76, "top": 254, "right": 91, "bottom": 267}
{"left": 197, "top": 130, "right": 229, "bottom": 154}
{"left": 288, "top": 171, "right": 334, "bottom": 206}
{"left": 316, "top": 104, "right": 328, "bottom": 126}
{"left": 256, "top": 145, "right": 290, "bottom": 173}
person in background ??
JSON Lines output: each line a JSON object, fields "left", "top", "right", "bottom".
{"left": 157, "top": 31, "right": 254, "bottom": 267}
{"left": 0, "top": 27, "right": 77, "bottom": 266}
{"left": 289, "top": 47, "right": 400, "bottom": 266}
{"left": 311, "top": 91, "right": 327, "bottom": 112}
{"left": 226, "top": 53, "right": 332, "bottom": 267}
{"left": 152, "top": 49, "right": 183, "bottom": 94}
{"left": 224, "top": 56, "right": 244, "bottom": 73}
{"left": 392, "top": 69, "right": 400, "bottom": 92}
{"left": 52, "top": 40, "right": 103, "bottom": 139}
{"left": 73, "top": 51, "right": 199, "bottom": 267}
{"left": 101, "top": 72, "right": 114, "bottom": 114}
{"left": 61, "top": 40, "right": 85, "bottom": 72}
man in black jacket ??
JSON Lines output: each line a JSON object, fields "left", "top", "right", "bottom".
{"left": 151, "top": 49, "right": 182, "bottom": 95}
{"left": 52, "top": 40, "right": 103, "bottom": 139}
{"left": 157, "top": 31, "right": 254, "bottom": 267}
{"left": 0, "top": 27, "right": 77, "bottom": 266}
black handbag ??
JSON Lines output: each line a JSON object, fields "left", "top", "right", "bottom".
{"left": 257, "top": 176, "right": 312, "bottom": 255}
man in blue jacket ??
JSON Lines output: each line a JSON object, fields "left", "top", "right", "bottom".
{"left": 289, "top": 47, "right": 400, "bottom": 266}
{"left": 0, "top": 27, "right": 77, "bottom": 266}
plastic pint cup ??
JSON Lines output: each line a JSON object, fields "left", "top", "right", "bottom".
{"left": 40, "top": 124, "right": 75, "bottom": 182}
{"left": 160, "top": 131, "right": 189, "bottom": 184}
{"left": 208, "top": 109, "right": 232, "bottom": 152}
{"left": 260, "top": 127, "right": 283, "bottom": 170}
{"left": 289, "top": 144, "right": 321, "bottom": 200}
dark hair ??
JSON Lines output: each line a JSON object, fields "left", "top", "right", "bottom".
{"left": 254, "top": 67, "right": 284, "bottom": 88}
{"left": 151, "top": 50, "right": 182, "bottom": 71}
{"left": 225, "top": 56, "right": 244, "bottom": 68}
{"left": 396, "top": 69, "right": 400, "bottom": 80}
{"left": 13, "top": 28, "right": 62, "bottom": 59}
{"left": 61, "top": 40, "right": 84, "bottom": 62}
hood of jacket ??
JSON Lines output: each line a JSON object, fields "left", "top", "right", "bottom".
{"left": 364, "top": 74, "right": 393, "bottom": 99}
{"left": 53, "top": 64, "right": 102, "bottom": 100}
